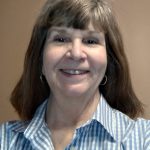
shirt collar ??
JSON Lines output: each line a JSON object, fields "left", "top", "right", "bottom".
{"left": 23, "top": 100, "right": 54, "bottom": 149}
{"left": 23, "top": 100, "right": 48, "bottom": 139}
{"left": 92, "top": 95, "right": 135, "bottom": 142}
{"left": 12, "top": 95, "right": 135, "bottom": 143}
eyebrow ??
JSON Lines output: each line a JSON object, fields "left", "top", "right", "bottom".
{"left": 48, "top": 27, "right": 104, "bottom": 38}
{"left": 49, "top": 27, "right": 69, "bottom": 35}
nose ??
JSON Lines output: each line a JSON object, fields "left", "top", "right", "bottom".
{"left": 66, "top": 39, "right": 86, "bottom": 61}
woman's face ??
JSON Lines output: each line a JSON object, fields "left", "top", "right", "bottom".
{"left": 42, "top": 24, "right": 107, "bottom": 98}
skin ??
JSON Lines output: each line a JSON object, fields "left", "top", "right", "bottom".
{"left": 42, "top": 24, "right": 107, "bottom": 149}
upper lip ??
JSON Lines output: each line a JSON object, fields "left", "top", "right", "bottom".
{"left": 59, "top": 69, "right": 90, "bottom": 75}
{"left": 59, "top": 66, "right": 89, "bottom": 70}
{"left": 59, "top": 68, "right": 90, "bottom": 71}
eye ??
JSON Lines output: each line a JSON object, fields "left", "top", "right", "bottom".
{"left": 53, "top": 35, "right": 70, "bottom": 43}
{"left": 82, "top": 37, "right": 99, "bottom": 45}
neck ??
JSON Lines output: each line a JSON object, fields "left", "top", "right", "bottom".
{"left": 46, "top": 90, "right": 100, "bottom": 129}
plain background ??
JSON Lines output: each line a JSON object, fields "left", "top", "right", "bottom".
{"left": 0, "top": 0, "right": 150, "bottom": 123}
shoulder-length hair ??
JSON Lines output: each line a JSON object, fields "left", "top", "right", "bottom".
{"left": 10, "top": 0, "right": 143, "bottom": 120}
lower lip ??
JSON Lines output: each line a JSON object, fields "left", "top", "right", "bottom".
{"left": 59, "top": 70, "right": 89, "bottom": 81}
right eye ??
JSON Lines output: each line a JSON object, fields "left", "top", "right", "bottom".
{"left": 53, "top": 35, "right": 70, "bottom": 43}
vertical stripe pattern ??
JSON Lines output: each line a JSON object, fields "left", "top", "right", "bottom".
{"left": 0, "top": 96, "right": 150, "bottom": 150}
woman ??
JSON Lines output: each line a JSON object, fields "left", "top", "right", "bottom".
{"left": 0, "top": 0, "right": 150, "bottom": 149}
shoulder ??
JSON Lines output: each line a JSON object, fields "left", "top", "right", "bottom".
{"left": 116, "top": 109, "right": 150, "bottom": 134}
{"left": 0, "top": 120, "right": 29, "bottom": 148}
{"left": 135, "top": 118, "right": 150, "bottom": 149}
{"left": 113, "top": 107, "right": 149, "bottom": 129}
{"left": 119, "top": 112, "right": 150, "bottom": 149}
{"left": 135, "top": 117, "right": 150, "bottom": 126}
{"left": 99, "top": 96, "right": 150, "bottom": 148}
{"left": 130, "top": 117, "right": 150, "bottom": 135}
{"left": 112, "top": 108, "right": 150, "bottom": 148}
{"left": 131, "top": 118, "right": 150, "bottom": 149}
{"left": 0, "top": 120, "right": 29, "bottom": 133}
{"left": 134, "top": 118, "right": 150, "bottom": 135}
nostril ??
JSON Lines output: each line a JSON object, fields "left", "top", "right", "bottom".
{"left": 66, "top": 48, "right": 87, "bottom": 61}
{"left": 65, "top": 50, "right": 86, "bottom": 62}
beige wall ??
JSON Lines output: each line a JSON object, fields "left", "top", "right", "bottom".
{"left": 0, "top": 0, "right": 149, "bottom": 123}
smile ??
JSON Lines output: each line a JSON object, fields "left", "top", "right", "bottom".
{"left": 60, "top": 69, "right": 89, "bottom": 75}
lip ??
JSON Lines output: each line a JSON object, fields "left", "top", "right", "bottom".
{"left": 60, "top": 69, "right": 89, "bottom": 75}
{"left": 58, "top": 68, "right": 90, "bottom": 82}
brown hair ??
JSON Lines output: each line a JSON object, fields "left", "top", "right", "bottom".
{"left": 10, "top": 0, "right": 143, "bottom": 120}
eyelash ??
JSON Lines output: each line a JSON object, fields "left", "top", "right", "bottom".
{"left": 82, "top": 38, "right": 99, "bottom": 45}
{"left": 53, "top": 36, "right": 70, "bottom": 43}
{"left": 52, "top": 35, "right": 100, "bottom": 45}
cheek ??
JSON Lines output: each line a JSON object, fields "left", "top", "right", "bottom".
{"left": 42, "top": 46, "right": 63, "bottom": 73}
{"left": 90, "top": 48, "right": 107, "bottom": 70}
{"left": 42, "top": 48, "right": 57, "bottom": 75}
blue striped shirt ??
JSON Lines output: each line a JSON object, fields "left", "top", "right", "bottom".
{"left": 0, "top": 96, "right": 150, "bottom": 150}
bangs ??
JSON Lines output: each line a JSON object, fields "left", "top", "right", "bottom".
{"left": 46, "top": 1, "right": 90, "bottom": 29}
{"left": 40, "top": 0, "right": 112, "bottom": 33}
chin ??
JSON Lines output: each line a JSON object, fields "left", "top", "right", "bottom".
{"left": 60, "top": 84, "right": 89, "bottom": 98}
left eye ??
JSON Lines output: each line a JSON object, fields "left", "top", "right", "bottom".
{"left": 82, "top": 38, "right": 99, "bottom": 45}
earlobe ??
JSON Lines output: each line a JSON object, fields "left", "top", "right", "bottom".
{"left": 40, "top": 66, "right": 45, "bottom": 83}
{"left": 42, "top": 66, "right": 45, "bottom": 76}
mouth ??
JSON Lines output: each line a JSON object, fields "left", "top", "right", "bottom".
{"left": 60, "top": 69, "right": 89, "bottom": 75}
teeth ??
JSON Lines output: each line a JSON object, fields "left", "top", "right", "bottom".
{"left": 62, "top": 69, "right": 87, "bottom": 75}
